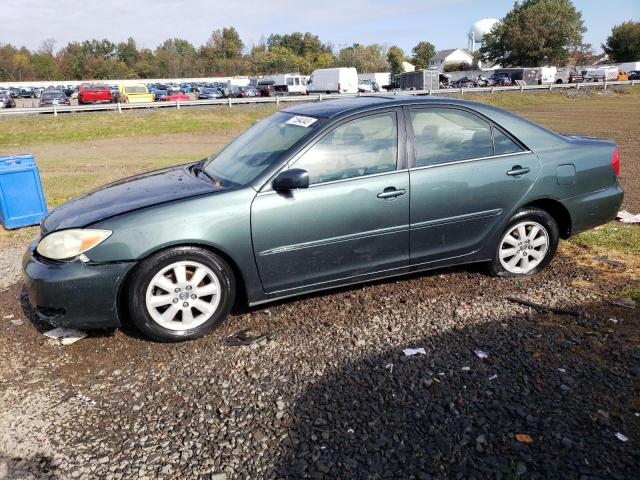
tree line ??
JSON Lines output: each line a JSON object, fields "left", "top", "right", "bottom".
{"left": 1, "top": 0, "right": 638, "bottom": 82}
{"left": 0, "top": 28, "right": 432, "bottom": 82}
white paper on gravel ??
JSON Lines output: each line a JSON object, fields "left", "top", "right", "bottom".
{"left": 617, "top": 210, "right": 640, "bottom": 224}
{"left": 403, "top": 347, "right": 426, "bottom": 356}
{"left": 44, "top": 327, "right": 87, "bottom": 345}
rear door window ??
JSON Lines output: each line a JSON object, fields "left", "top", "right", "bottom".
{"left": 493, "top": 128, "right": 523, "bottom": 155}
{"left": 409, "top": 108, "right": 494, "bottom": 166}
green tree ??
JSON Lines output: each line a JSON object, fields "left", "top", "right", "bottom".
{"left": 603, "top": 21, "right": 640, "bottom": 63}
{"left": 387, "top": 46, "right": 406, "bottom": 74}
{"left": 480, "top": 0, "right": 586, "bottom": 67}
{"left": 117, "top": 38, "right": 139, "bottom": 68}
{"left": 411, "top": 41, "right": 436, "bottom": 70}
{"left": 337, "top": 44, "right": 388, "bottom": 72}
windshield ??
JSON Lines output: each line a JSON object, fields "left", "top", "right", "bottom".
{"left": 203, "top": 112, "right": 322, "bottom": 186}
{"left": 42, "top": 92, "right": 65, "bottom": 99}
{"left": 84, "top": 84, "right": 107, "bottom": 91}
{"left": 126, "top": 86, "right": 147, "bottom": 93}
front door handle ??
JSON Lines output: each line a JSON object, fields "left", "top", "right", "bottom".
{"left": 377, "top": 187, "right": 406, "bottom": 199}
{"left": 507, "top": 165, "right": 531, "bottom": 177}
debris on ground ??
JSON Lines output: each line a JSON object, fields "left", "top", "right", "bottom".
{"left": 3, "top": 314, "right": 14, "bottom": 319}
{"left": 609, "top": 297, "right": 637, "bottom": 310}
{"left": 76, "top": 393, "right": 97, "bottom": 407}
{"left": 506, "top": 296, "right": 580, "bottom": 316}
{"left": 402, "top": 347, "right": 426, "bottom": 356}
{"left": 461, "top": 366, "right": 471, "bottom": 371}
{"left": 474, "top": 350, "right": 489, "bottom": 359}
{"left": 515, "top": 434, "right": 533, "bottom": 443}
{"left": 43, "top": 327, "right": 87, "bottom": 345}
{"left": 488, "top": 374, "right": 498, "bottom": 380}
{"left": 10, "top": 319, "right": 23, "bottom": 326}
{"left": 617, "top": 210, "right": 640, "bottom": 224}
{"left": 223, "top": 328, "right": 273, "bottom": 346}
{"left": 593, "top": 256, "right": 624, "bottom": 267}
{"left": 615, "top": 433, "right": 629, "bottom": 442}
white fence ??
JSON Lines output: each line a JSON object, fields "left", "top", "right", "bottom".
{"left": 1, "top": 79, "right": 636, "bottom": 117}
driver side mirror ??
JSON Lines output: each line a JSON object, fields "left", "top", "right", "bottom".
{"left": 272, "top": 169, "right": 310, "bottom": 192}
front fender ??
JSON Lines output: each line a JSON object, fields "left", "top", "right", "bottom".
{"left": 86, "top": 186, "right": 266, "bottom": 302}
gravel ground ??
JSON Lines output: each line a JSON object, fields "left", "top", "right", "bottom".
{"left": 0, "top": 243, "right": 638, "bottom": 479}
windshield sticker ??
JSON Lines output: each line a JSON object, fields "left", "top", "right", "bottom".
{"left": 286, "top": 115, "right": 317, "bottom": 128}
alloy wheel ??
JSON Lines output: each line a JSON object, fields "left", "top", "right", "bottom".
{"left": 498, "top": 221, "right": 549, "bottom": 274}
{"left": 145, "top": 260, "right": 221, "bottom": 331}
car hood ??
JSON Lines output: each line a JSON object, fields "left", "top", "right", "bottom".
{"left": 42, "top": 163, "right": 222, "bottom": 234}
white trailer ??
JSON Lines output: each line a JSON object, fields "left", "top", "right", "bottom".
{"left": 306, "top": 68, "right": 358, "bottom": 94}
{"left": 616, "top": 62, "right": 640, "bottom": 73}
{"left": 582, "top": 66, "right": 619, "bottom": 82}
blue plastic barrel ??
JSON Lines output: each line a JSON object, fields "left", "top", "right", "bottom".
{"left": 0, "top": 154, "right": 48, "bottom": 229}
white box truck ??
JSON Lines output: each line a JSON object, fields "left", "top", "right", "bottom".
{"left": 306, "top": 68, "right": 358, "bottom": 94}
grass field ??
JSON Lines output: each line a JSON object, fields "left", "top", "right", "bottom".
{"left": 0, "top": 88, "right": 638, "bottom": 253}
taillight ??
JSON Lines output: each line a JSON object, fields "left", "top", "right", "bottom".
{"left": 611, "top": 146, "right": 620, "bottom": 176}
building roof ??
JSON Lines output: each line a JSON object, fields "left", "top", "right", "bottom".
{"left": 431, "top": 48, "right": 473, "bottom": 61}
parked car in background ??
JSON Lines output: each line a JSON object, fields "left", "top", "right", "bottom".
{"left": 488, "top": 72, "right": 512, "bottom": 87}
{"left": 198, "top": 87, "right": 225, "bottom": 100}
{"left": 38, "top": 90, "right": 70, "bottom": 106}
{"left": 451, "top": 77, "right": 477, "bottom": 88}
{"left": 306, "top": 67, "right": 358, "bottom": 94}
{"left": 358, "top": 79, "right": 378, "bottom": 93}
{"left": 629, "top": 71, "right": 640, "bottom": 80}
{"left": 229, "top": 86, "right": 260, "bottom": 98}
{"left": 78, "top": 83, "right": 112, "bottom": 104}
{"left": 20, "top": 88, "right": 36, "bottom": 98}
{"left": 256, "top": 79, "right": 275, "bottom": 97}
{"left": 23, "top": 96, "right": 623, "bottom": 341}
{"left": 118, "top": 84, "right": 155, "bottom": 103}
{"left": 554, "top": 68, "right": 583, "bottom": 84}
{"left": 9, "top": 87, "right": 21, "bottom": 98}
{"left": 0, "top": 90, "right": 16, "bottom": 108}
{"left": 108, "top": 85, "right": 120, "bottom": 102}
{"left": 180, "top": 84, "right": 193, "bottom": 93}
{"left": 617, "top": 71, "right": 629, "bottom": 81}
{"left": 160, "top": 90, "right": 190, "bottom": 102}
{"left": 148, "top": 84, "right": 169, "bottom": 101}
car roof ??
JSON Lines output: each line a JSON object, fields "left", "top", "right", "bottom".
{"left": 282, "top": 95, "right": 493, "bottom": 119}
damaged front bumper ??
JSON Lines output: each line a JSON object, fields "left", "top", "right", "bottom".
{"left": 22, "top": 243, "right": 135, "bottom": 329}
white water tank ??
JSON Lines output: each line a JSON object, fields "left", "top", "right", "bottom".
{"left": 468, "top": 18, "right": 499, "bottom": 52}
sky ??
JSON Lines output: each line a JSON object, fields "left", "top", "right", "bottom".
{"left": 3, "top": 0, "right": 639, "bottom": 54}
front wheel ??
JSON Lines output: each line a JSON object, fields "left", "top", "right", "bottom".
{"left": 487, "top": 208, "right": 559, "bottom": 276}
{"left": 127, "top": 246, "right": 235, "bottom": 341}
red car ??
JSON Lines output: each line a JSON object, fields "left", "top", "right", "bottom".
{"left": 160, "top": 90, "right": 190, "bottom": 101}
{"left": 78, "top": 83, "right": 112, "bottom": 104}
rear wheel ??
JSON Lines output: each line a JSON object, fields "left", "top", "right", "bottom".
{"left": 487, "top": 208, "right": 559, "bottom": 276}
{"left": 127, "top": 246, "right": 235, "bottom": 341}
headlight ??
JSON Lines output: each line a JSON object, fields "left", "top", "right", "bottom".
{"left": 36, "top": 229, "right": 112, "bottom": 260}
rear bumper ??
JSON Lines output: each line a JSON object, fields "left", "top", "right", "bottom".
{"left": 22, "top": 244, "right": 135, "bottom": 329}
{"left": 565, "top": 184, "right": 624, "bottom": 236}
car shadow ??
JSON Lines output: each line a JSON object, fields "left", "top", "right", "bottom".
{"left": 268, "top": 299, "right": 639, "bottom": 479}
{"left": 0, "top": 454, "right": 57, "bottom": 479}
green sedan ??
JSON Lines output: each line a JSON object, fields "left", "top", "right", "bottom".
{"left": 23, "top": 96, "right": 623, "bottom": 341}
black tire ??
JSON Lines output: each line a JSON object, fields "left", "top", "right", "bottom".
{"left": 486, "top": 207, "right": 559, "bottom": 277}
{"left": 127, "top": 246, "right": 235, "bottom": 342}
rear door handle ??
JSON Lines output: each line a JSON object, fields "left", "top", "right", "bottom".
{"left": 377, "top": 187, "right": 406, "bottom": 199}
{"left": 507, "top": 165, "right": 531, "bottom": 177}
